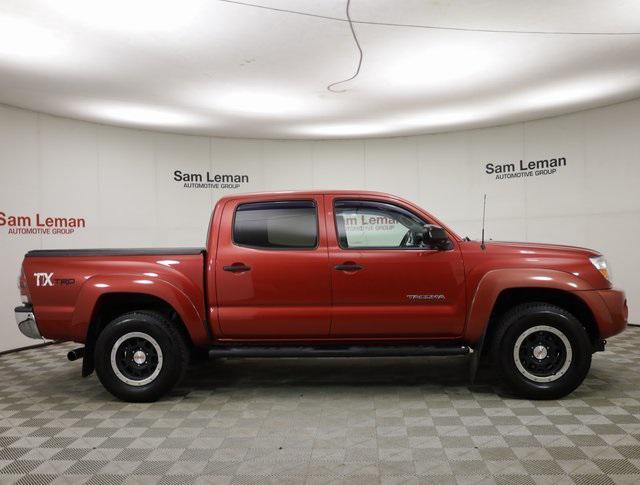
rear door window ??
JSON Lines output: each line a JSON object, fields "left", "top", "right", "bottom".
{"left": 233, "top": 201, "right": 318, "bottom": 249}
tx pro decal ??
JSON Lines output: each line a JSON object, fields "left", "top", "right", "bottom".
{"left": 34, "top": 273, "right": 53, "bottom": 287}
{"left": 407, "top": 294, "right": 446, "bottom": 302}
{"left": 34, "top": 273, "right": 75, "bottom": 287}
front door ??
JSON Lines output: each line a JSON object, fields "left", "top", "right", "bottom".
{"left": 326, "top": 196, "right": 466, "bottom": 338}
{"left": 216, "top": 195, "right": 331, "bottom": 338}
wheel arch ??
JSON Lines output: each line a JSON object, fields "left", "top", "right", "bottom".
{"left": 79, "top": 290, "right": 198, "bottom": 377}
{"left": 465, "top": 268, "right": 601, "bottom": 356}
{"left": 482, "top": 287, "right": 600, "bottom": 359}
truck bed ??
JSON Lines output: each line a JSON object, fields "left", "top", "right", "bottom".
{"left": 26, "top": 248, "right": 205, "bottom": 257}
{"left": 22, "top": 247, "right": 207, "bottom": 344}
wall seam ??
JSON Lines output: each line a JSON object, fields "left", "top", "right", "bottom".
{"left": 153, "top": 133, "right": 159, "bottom": 244}
{"left": 310, "top": 140, "right": 316, "bottom": 189}
{"left": 95, "top": 125, "right": 102, "bottom": 246}
{"left": 522, "top": 121, "right": 528, "bottom": 241}
{"left": 363, "top": 139, "right": 368, "bottom": 188}
{"left": 415, "top": 136, "right": 420, "bottom": 204}
{"left": 209, "top": 136, "right": 214, "bottom": 210}
{"left": 36, "top": 113, "right": 43, "bottom": 250}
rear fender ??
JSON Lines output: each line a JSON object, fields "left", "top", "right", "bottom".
{"left": 464, "top": 268, "right": 592, "bottom": 345}
{"left": 71, "top": 274, "right": 209, "bottom": 346}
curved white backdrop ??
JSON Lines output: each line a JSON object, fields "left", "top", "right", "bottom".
{"left": 1, "top": 99, "right": 639, "bottom": 352}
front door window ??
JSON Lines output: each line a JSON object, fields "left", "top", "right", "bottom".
{"left": 335, "top": 200, "right": 429, "bottom": 249}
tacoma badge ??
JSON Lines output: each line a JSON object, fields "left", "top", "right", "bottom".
{"left": 406, "top": 294, "right": 446, "bottom": 302}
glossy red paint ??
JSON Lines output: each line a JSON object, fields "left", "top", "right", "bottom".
{"left": 324, "top": 193, "right": 466, "bottom": 338}
{"left": 214, "top": 194, "right": 331, "bottom": 338}
{"left": 22, "top": 253, "right": 208, "bottom": 345}
{"left": 20, "top": 190, "right": 628, "bottom": 349}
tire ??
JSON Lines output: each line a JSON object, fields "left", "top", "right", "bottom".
{"left": 494, "top": 302, "right": 592, "bottom": 400}
{"left": 94, "top": 310, "right": 189, "bottom": 402}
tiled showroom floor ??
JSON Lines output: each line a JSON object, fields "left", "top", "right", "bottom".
{"left": 1, "top": 327, "right": 640, "bottom": 484}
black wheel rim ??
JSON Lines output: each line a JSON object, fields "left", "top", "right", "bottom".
{"left": 110, "top": 332, "right": 163, "bottom": 386}
{"left": 519, "top": 331, "right": 566, "bottom": 377}
{"left": 513, "top": 325, "right": 572, "bottom": 383}
{"left": 116, "top": 337, "right": 158, "bottom": 380}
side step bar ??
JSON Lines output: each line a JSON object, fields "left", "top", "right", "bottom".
{"left": 209, "top": 344, "right": 471, "bottom": 359}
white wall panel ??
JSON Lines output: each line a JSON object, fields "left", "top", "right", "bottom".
{"left": 38, "top": 115, "right": 99, "bottom": 249}
{"left": 1, "top": 100, "right": 639, "bottom": 352}
{"left": 364, "top": 137, "right": 419, "bottom": 203}
{"left": 585, "top": 212, "right": 640, "bottom": 314}
{"left": 1, "top": 239, "right": 38, "bottom": 350}
{"left": 583, "top": 99, "right": 640, "bottom": 214}
{"left": 0, "top": 106, "right": 41, "bottom": 350}
{"left": 153, "top": 227, "right": 210, "bottom": 248}
{"left": 0, "top": 106, "right": 40, "bottom": 193}
{"left": 311, "top": 140, "right": 365, "bottom": 190}
{"left": 98, "top": 126, "right": 156, "bottom": 234}
{"left": 469, "top": 124, "right": 527, "bottom": 221}
{"left": 525, "top": 215, "right": 589, "bottom": 248}
{"left": 417, "top": 132, "right": 471, "bottom": 221}
{"left": 483, "top": 217, "right": 528, "bottom": 243}
{"left": 263, "top": 140, "right": 312, "bottom": 191}
{"left": 523, "top": 113, "right": 587, "bottom": 218}
{"left": 155, "top": 132, "right": 211, "bottom": 239}
{"left": 39, "top": 116, "right": 98, "bottom": 208}
{"left": 210, "top": 138, "right": 264, "bottom": 199}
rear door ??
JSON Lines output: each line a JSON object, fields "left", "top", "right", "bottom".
{"left": 326, "top": 195, "right": 466, "bottom": 338}
{"left": 215, "top": 195, "right": 331, "bottom": 338}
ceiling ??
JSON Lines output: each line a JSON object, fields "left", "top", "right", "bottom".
{"left": 1, "top": 0, "right": 640, "bottom": 139}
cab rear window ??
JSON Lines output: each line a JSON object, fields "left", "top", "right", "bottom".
{"left": 233, "top": 201, "right": 317, "bottom": 249}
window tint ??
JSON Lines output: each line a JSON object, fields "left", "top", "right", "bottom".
{"left": 335, "top": 200, "right": 426, "bottom": 249}
{"left": 234, "top": 201, "right": 317, "bottom": 249}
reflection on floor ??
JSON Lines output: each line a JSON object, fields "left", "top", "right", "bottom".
{"left": 1, "top": 327, "right": 639, "bottom": 484}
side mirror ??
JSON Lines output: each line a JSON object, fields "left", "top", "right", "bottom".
{"left": 423, "top": 224, "right": 450, "bottom": 250}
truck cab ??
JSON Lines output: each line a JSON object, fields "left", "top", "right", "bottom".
{"left": 16, "top": 191, "right": 628, "bottom": 401}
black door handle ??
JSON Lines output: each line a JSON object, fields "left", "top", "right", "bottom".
{"left": 334, "top": 262, "right": 364, "bottom": 272}
{"left": 223, "top": 263, "right": 251, "bottom": 273}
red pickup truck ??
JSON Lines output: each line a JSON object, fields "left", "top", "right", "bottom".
{"left": 15, "top": 191, "right": 627, "bottom": 402}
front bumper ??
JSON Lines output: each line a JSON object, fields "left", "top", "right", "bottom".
{"left": 15, "top": 305, "right": 42, "bottom": 340}
{"left": 596, "top": 288, "right": 628, "bottom": 338}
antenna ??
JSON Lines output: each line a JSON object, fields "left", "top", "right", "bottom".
{"left": 480, "top": 194, "right": 487, "bottom": 250}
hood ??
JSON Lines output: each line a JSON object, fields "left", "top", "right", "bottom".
{"left": 485, "top": 241, "right": 600, "bottom": 258}
{"left": 458, "top": 239, "right": 610, "bottom": 290}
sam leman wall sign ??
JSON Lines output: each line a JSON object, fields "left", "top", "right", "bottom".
{"left": 0, "top": 211, "right": 86, "bottom": 236}
{"left": 485, "top": 156, "right": 567, "bottom": 180}
{"left": 173, "top": 170, "right": 249, "bottom": 189}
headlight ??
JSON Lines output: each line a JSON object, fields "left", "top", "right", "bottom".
{"left": 590, "top": 255, "right": 611, "bottom": 282}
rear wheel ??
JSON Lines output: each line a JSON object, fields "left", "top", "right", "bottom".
{"left": 495, "top": 303, "right": 592, "bottom": 399}
{"left": 94, "top": 311, "right": 188, "bottom": 402}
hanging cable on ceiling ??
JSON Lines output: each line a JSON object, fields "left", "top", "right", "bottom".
{"left": 326, "top": 0, "right": 363, "bottom": 93}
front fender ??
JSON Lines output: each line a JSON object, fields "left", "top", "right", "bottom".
{"left": 463, "top": 268, "right": 593, "bottom": 345}
{"left": 70, "top": 274, "right": 209, "bottom": 346}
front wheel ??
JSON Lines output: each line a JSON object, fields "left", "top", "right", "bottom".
{"left": 94, "top": 311, "right": 189, "bottom": 402}
{"left": 495, "top": 303, "right": 592, "bottom": 400}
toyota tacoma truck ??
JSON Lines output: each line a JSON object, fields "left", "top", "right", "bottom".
{"left": 15, "top": 191, "right": 628, "bottom": 402}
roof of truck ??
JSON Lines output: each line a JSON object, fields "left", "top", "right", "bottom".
{"left": 216, "top": 190, "right": 398, "bottom": 202}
